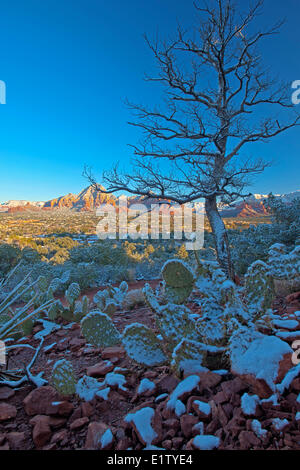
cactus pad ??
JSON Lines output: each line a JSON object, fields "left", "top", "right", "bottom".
{"left": 157, "top": 304, "right": 199, "bottom": 350}
{"left": 171, "top": 339, "right": 207, "bottom": 374}
{"left": 245, "top": 260, "right": 274, "bottom": 315}
{"left": 66, "top": 282, "right": 81, "bottom": 305}
{"left": 80, "top": 310, "right": 121, "bottom": 347}
{"left": 51, "top": 359, "right": 77, "bottom": 396}
{"left": 122, "top": 323, "right": 167, "bottom": 366}
{"left": 162, "top": 260, "right": 195, "bottom": 288}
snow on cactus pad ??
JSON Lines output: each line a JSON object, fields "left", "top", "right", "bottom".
{"left": 171, "top": 339, "right": 207, "bottom": 375}
{"left": 230, "top": 328, "right": 292, "bottom": 398}
{"left": 157, "top": 304, "right": 198, "bottom": 350}
{"left": 80, "top": 311, "right": 121, "bottom": 348}
{"left": 196, "top": 300, "right": 227, "bottom": 346}
{"left": 51, "top": 359, "right": 77, "bottom": 396}
{"left": 122, "top": 323, "right": 167, "bottom": 367}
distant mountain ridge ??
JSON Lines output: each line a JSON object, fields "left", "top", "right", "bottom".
{"left": 219, "top": 191, "right": 300, "bottom": 217}
{"left": 0, "top": 186, "right": 299, "bottom": 217}
{"left": 43, "top": 185, "right": 116, "bottom": 211}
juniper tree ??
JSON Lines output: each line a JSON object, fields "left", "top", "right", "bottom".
{"left": 86, "top": 0, "right": 299, "bottom": 279}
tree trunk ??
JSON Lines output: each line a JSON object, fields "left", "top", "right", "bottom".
{"left": 205, "top": 195, "right": 235, "bottom": 280}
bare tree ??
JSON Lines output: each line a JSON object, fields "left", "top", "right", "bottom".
{"left": 86, "top": 0, "right": 299, "bottom": 279}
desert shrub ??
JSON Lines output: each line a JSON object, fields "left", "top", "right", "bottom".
{"left": 0, "top": 244, "right": 21, "bottom": 276}
{"left": 176, "top": 244, "right": 189, "bottom": 260}
{"left": 68, "top": 262, "right": 99, "bottom": 290}
{"left": 135, "top": 261, "right": 162, "bottom": 280}
{"left": 230, "top": 224, "right": 276, "bottom": 274}
{"left": 230, "top": 195, "right": 300, "bottom": 275}
{"left": 266, "top": 194, "right": 300, "bottom": 233}
{"left": 122, "top": 289, "right": 145, "bottom": 310}
{"left": 21, "top": 247, "right": 41, "bottom": 264}
{"left": 49, "top": 248, "right": 70, "bottom": 264}
{"left": 69, "top": 241, "right": 129, "bottom": 266}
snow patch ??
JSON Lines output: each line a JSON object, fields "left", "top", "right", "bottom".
{"left": 104, "top": 372, "right": 127, "bottom": 391}
{"left": 124, "top": 407, "right": 157, "bottom": 446}
{"left": 273, "top": 319, "right": 299, "bottom": 330}
{"left": 193, "top": 400, "right": 211, "bottom": 416}
{"left": 241, "top": 393, "right": 260, "bottom": 416}
{"left": 192, "top": 435, "right": 220, "bottom": 450}
{"left": 167, "top": 375, "right": 200, "bottom": 416}
{"left": 272, "top": 418, "right": 289, "bottom": 432}
{"left": 34, "top": 320, "right": 59, "bottom": 339}
{"left": 277, "top": 364, "right": 300, "bottom": 394}
{"left": 251, "top": 420, "right": 267, "bottom": 439}
{"left": 138, "top": 378, "right": 155, "bottom": 395}
{"left": 231, "top": 333, "right": 292, "bottom": 391}
{"left": 96, "top": 387, "right": 110, "bottom": 401}
{"left": 76, "top": 375, "right": 102, "bottom": 401}
{"left": 100, "top": 429, "right": 113, "bottom": 448}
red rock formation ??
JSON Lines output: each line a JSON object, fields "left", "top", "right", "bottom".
{"left": 43, "top": 185, "right": 116, "bottom": 211}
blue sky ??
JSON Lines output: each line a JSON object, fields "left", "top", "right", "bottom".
{"left": 0, "top": 0, "right": 299, "bottom": 202}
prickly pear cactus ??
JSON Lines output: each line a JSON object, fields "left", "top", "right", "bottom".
{"left": 80, "top": 310, "right": 120, "bottom": 347}
{"left": 156, "top": 304, "right": 199, "bottom": 351}
{"left": 93, "top": 291, "right": 117, "bottom": 316}
{"left": 60, "top": 308, "right": 75, "bottom": 322}
{"left": 171, "top": 339, "right": 207, "bottom": 374}
{"left": 103, "top": 300, "right": 118, "bottom": 316}
{"left": 21, "top": 318, "right": 34, "bottom": 336}
{"left": 48, "top": 277, "right": 62, "bottom": 295}
{"left": 111, "top": 283, "right": 128, "bottom": 305}
{"left": 162, "top": 260, "right": 194, "bottom": 287}
{"left": 195, "top": 300, "right": 228, "bottom": 347}
{"left": 194, "top": 252, "right": 219, "bottom": 279}
{"left": 167, "top": 285, "right": 194, "bottom": 305}
{"left": 245, "top": 260, "right": 274, "bottom": 316}
{"left": 47, "top": 300, "right": 64, "bottom": 321}
{"left": 119, "top": 281, "right": 128, "bottom": 294}
{"left": 81, "top": 295, "right": 90, "bottom": 316}
{"left": 195, "top": 259, "right": 227, "bottom": 302}
{"left": 93, "top": 282, "right": 127, "bottom": 315}
{"left": 73, "top": 295, "right": 90, "bottom": 321}
{"left": 162, "top": 260, "right": 195, "bottom": 304}
{"left": 222, "top": 281, "right": 250, "bottom": 325}
{"left": 37, "top": 275, "right": 48, "bottom": 292}
{"left": 66, "top": 283, "right": 81, "bottom": 305}
{"left": 163, "top": 261, "right": 195, "bottom": 303}
{"left": 122, "top": 323, "right": 167, "bottom": 366}
{"left": 155, "top": 281, "right": 167, "bottom": 305}
{"left": 93, "top": 291, "right": 107, "bottom": 310}
{"left": 51, "top": 359, "right": 77, "bottom": 396}
{"left": 268, "top": 244, "right": 300, "bottom": 295}
{"left": 143, "top": 283, "right": 161, "bottom": 312}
